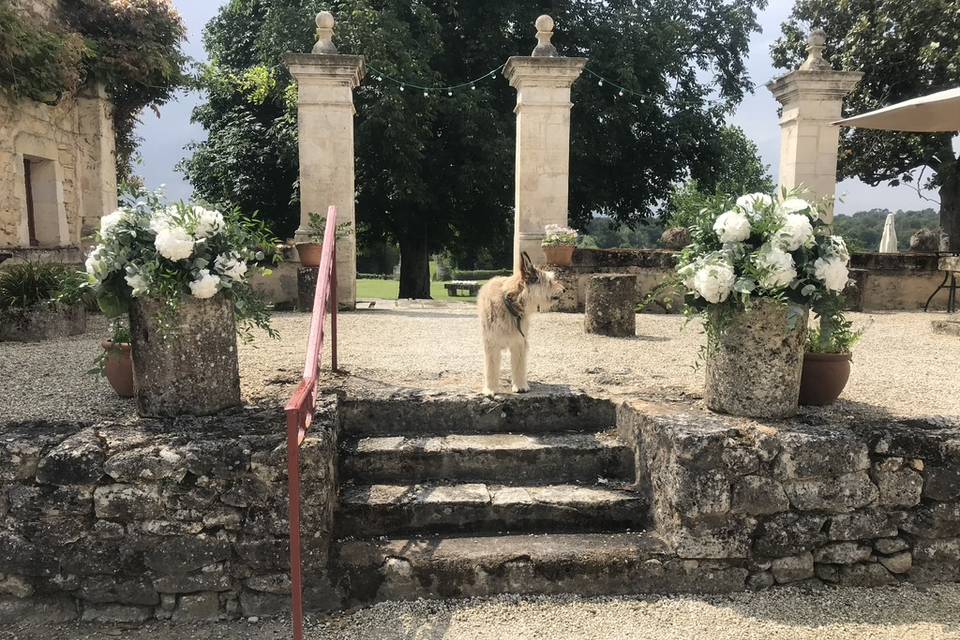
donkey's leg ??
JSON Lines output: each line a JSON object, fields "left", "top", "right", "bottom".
{"left": 483, "top": 343, "right": 501, "bottom": 396}
{"left": 510, "top": 340, "right": 529, "bottom": 393}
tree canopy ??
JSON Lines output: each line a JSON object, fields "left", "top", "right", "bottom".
{"left": 772, "top": 0, "right": 960, "bottom": 250}
{"left": 184, "top": 0, "right": 767, "bottom": 297}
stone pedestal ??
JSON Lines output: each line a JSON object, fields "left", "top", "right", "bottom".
{"left": 129, "top": 295, "right": 240, "bottom": 417}
{"left": 704, "top": 300, "right": 808, "bottom": 419}
{"left": 584, "top": 274, "right": 637, "bottom": 337}
{"left": 505, "top": 15, "right": 585, "bottom": 270}
{"left": 767, "top": 30, "right": 862, "bottom": 222}
{"left": 298, "top": 266, "right": 319, "bottom": 311}
{"left": 284, "top": 13, "right": 364, "bottom": 309}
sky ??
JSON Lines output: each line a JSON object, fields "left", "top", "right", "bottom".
{"left": 134, "top": 0, "right": 942, "bottom": 217}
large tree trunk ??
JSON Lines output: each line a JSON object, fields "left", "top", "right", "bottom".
{"left": 940, "top": 157, "right": 960, "bottom": 252}
{"left": 398, "top": 225, "right": 431, "bottom": 299}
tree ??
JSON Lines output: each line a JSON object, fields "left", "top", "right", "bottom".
{"left": 772, "top": 0, "right": 960, "bottom": 250}
{"left": 184, "top": 0, "right": 766, "bottom": 298}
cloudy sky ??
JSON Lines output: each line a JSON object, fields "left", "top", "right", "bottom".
{"left": 134, "top": 0, "right": 939, "bottom": 216}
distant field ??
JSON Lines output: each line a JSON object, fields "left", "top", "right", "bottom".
{"left": 356, "top": 278, "right": 481, "bottom": 303}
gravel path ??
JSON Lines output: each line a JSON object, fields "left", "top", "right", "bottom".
{"left": 1, "top": 303, "right": 957, "bottom": 422}
{"left": 4, "top": 586, "right": 960, "bottom": 639}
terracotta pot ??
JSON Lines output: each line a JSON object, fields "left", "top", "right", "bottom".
{"left": 296, "top": 242, "right": 323, "bottom": 267}
{"left": 101, "top": 340, "right": 134, "bottom": 398}
{"left": 799, "top": 352, "right": 852, "bottom": 406}
{"left": 542, "top": 244, "right": 575, "bottom": 267}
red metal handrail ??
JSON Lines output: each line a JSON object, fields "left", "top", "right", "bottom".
{"left": 284, "top": 205, "right": 339, "bottom": 640}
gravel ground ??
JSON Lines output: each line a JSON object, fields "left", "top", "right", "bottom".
{"left": 4, "top": 586, "right": 960, "bottom": 639}
{"left": 1, "top": 303, "right": 958, "bottom": 422}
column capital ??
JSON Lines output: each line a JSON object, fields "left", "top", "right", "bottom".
{"left": 767, "top": 68, "right": 862, "bottom": 108}
{"left": 504, "top": 56, "right": 586, "bottom": 89}
{"left": 283, "top": 53, "right": 365, "bottom": 88}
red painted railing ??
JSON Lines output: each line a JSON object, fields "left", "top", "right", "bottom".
{"left": 284, "top": 205, "right": 338, "bottom": 640}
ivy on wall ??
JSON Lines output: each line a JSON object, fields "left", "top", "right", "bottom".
{"left": 0, "top": 0, "right": 188, "bottom": 180}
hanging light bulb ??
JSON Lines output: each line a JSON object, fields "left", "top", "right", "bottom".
{"left": 471, "top": 84, "right": 476, "bottom": 90}
{"left": 399, "top": 85, "right": 405, "bottom": 92}
{"left": 377, "top": 75, "right": 383, "bottom": 82}
{"left": 490, "top": 72, "right": 496, "bottom": 79}
{"left": 598, "top": 79, "right": 603, "bottom": 86}
{"left": 618, "top": 90, "right": 624, "bottom": 97}
{"left": 448, "top": 90, "right": 453, "bottom": 96}
{"left": 423, "top": 90, "right": 428, "bottom": 97}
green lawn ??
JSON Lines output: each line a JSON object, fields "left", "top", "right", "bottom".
{"left": 356, "top": 278, "right": 481, "bottom": 303}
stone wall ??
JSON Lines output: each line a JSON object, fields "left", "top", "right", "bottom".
{"left": 618, "top": 400, "right": 960, "bottom": 589}
{"left": 0, "top": 402, "right": 339, "bottom": 623}
{"left": 553, "top": 248, "right": 952, "bottom": 313}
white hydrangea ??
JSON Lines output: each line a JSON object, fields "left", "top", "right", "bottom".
{"left": 814, "top": 256, "right": 850, "bottom": 292}
{"left": 84, "top": 247, "right": 107, "bottom": 279}
{"left": 713, "top": 210, "right": 752, "bottom": 243}
{"left": 692, "top": 260, "right": 736, "bottom": 303}
{"left": 154, "top": 226, "right": 195, "bottom": 261}
{"left": 99, "top": 210, "right": 125, "bottom": 235}
{"left": 776, "top": 213, "right": 814, "bottom": 251}
{"left": 149, "top": 207, "right": 178, "bottom": 234}
{"left": 825, "top": 235, "right": 850, "bottom": 261}
{"left": 124, "top": 270, "right": 149, "bottom": 297}
{"left": 188, "top": 269, "right": 221, "bottom": 299}
{"left": 755, "top": 243, "right": 797, "bottom": 290}
{"left": 780, "top": 197, "right": 814, "bottom": 216}
{"left": 677, "top": 262, "right": 697, "bottom": 290}
{"left": 193, "top": 206, "right": 225, "bottom": 238}
{"left": 735, "top": 192, "right": 773, "bottom": 216}
{"left": 214, "top": 252, "right": 248, "bottom": 282}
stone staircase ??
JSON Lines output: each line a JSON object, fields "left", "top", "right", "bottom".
{"left": 332, "top": 392, "right": 675, "bottom": 604}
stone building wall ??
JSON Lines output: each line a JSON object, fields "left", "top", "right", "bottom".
{"left": 619, "top": 400, "right": 960, "bottom": 589}
{"left": 0, "top": 403, "right": 339, "bottom": 623}
{"left": 553, "top": 248, "right": 952, "bottom": 313}
{"left": 0, "top": 0, "right": 117, "bottom": 256}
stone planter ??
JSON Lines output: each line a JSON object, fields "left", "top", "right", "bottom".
{"left": 101, "top": 340, "right": 134, "bottom": 398}
{"left": 799, "top": 352, "right": 852, "bottom": 406}
{"left": 543, "top": 245, "right": 575, "bottom": 267}
{"left": 585, "top": 274, "right": 637, "bottom": 337}
{"left": 0, "top": 304, "right": 86, "bottom": 342}
{"left": 129, "top": 295, "right": 241, "bottom": 417}
{"left": 704, "top": 300, "right": 808, "bottom": 419}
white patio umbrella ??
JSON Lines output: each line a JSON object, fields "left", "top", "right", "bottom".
{"left": 833, "top": 87, "right": 960, "bottom": 132}
{"left": 879, "top": 212, "right": 898, "bottom": 253}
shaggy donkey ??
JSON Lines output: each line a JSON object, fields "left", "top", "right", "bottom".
{"left": 476, "top": 252, "right": 563, "bottom": 396}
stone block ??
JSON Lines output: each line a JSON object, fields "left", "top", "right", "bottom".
{"left": 870, "top": 458, "right": 922, "bottom": 507}
{"left": 874, "top": 537, "right": 909, "bottom": 555}
{"left": 235, "top": 538, "right": 289, "bottom": 571}
{"left": 143, "top": 536, "right": 233, "bottom": 575}
{"left": 878, "top": 552, "right": 912, "bottom": 574}
{"left": 923, "top": 465, "right": 960, "bottom": 501}
{"left": 183, "top": 440, "right": 251, "bottom": 477}
{"left": 731, "top": 476, "right": 789, "bottom": 516}
{"left": 771, "top": 552, "right": 814, "bottom": 584}
{"left": 173, "top": 591, "right": 222, "bottom": 621}
{"left": 902, "top": 502, "right": 960, "bottom": 538}
{"left": 746, "top": 571, "right": 774, "bottom": 590}
{"left": 81, "top": 603, "right": 153, "bottom": 623}
{"left": 815, "top": 563, "right": 840, "bottom": 583}
{"left": 782, "top": 472, "right": 878, "bottom": 512}
{"left": 0, "top": 574, "right": 33, "bottom": 599}
{"left": 753, "top": 513, "right": 827, "bottom": 558}
{"left": 669, "top": 518, "right": 756, "bottom": 559}
{"left": 240, "top": 589, "right": 289, "bottom": 617}
{"left": 913, "top": 538, "right": 960, "bottom": 563}
{"left": 104, "top": 446, "right": 188, "bottom": 483}
{"left": 828, "top": 511, "right": 898, "bottom": 541}
{"left": 35, "top": 428, "right": 104, "bottom": 485}
{"left": 774, "top": 431, "right": 869, "bottom": 480}
{"left": 584, "top": 274, "right": 637, "bottom": 337}
{"left": 153, "top": 563, "right": 237, "bottom": 594}
{"left": 79, "top": 576, "right": 159, "bottom": 606}
{"left": 221, "top": 475, "right": 270, "bottom": 508}
{"left": 669, "top": 467, "right": 731, "bottom": 520}
{"left": 813, "top": 542, "right": 872, "bottom": 564}
{"left": 94, "top": 484, "right": 163, "bottom": 520}
{"left": 0, "top": 531, "right": 57, "bottom": 577}
{"left": 0, "top": 595, "right": 76, "bottom": 624}
{"left": 836, "top": 563, "right": 895, "bottom": 587}
{"left": 245, "top": 573, "right": 291, "bottom": 594}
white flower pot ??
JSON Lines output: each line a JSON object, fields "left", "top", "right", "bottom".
{"left": 129, "top": 294, "right": 240, "bottom": 417}
{"left": 704, "top": 299, "right": 808, "bottom": 419}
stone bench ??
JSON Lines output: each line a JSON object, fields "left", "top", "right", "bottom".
{"left": 444, "top": 281, "right": 482, "bottom": 297}
{"left": 584, "top": 274, "right": 637, "bottom": 337}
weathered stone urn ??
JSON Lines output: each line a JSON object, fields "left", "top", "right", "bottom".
{"left": 704, "top": 299, "right": 808, "bottom": 419}
{"left": 129, "top": 294, "right": 241, "bottom": 417}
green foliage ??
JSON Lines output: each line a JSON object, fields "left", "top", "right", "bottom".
{"left": 578, "top": 216, "right": 664, "bottom": 250}
{"left": 0, "top": 1, "right": 188, "bottom": 179}
{"left": 771, "top": 0, "right": 960, "bottom": 248}
{"left": 0, "top": 262, "right": 87, "bottom": 310}
{"left": 183, "top": 0, "right": 768, "bottom": 297}
{"left": 832, "top": 208, "right": 940, "bottom": 252}
{"left": 666, "top": 126, "right": 775, "bottom": 229}
{"left": 807, "top": 295, "right": 863, "bottom": 354}
{"left": 451, "top": 269, "right": 511, "bottom": 281}
{"left": 306, "top": 212, "right": 353, "bottom": 244}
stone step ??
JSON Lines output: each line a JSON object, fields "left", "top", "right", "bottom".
{"left": 338, "top": 391, "right": 615, "bottom": 436}
{"left": 334, "top": 532, "right": 748, "bottom": 604}
{"left": 340, "top": 432, "right": 633, "bottom": 484}
{"left": 337, "top": 482, "right": 648, "bottom": 537}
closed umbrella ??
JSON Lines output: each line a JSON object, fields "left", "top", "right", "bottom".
{"left": 833, "top": 87, "right": 960, "bottom": 132}
{"left": 879, "top": 213, "right": 898, "bottom": 253}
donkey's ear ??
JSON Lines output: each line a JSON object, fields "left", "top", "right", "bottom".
{"left": 520, "top": 252, "right": 539, "bottom": 282}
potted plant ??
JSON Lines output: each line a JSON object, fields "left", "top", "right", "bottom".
{"left": 92, "top": 319, "right": 134, "bottom": 398}
{"left": 0, "top": 262, "right": 88, "bottom": 342}
{"left": 541, "top": 224, "right": 578, "bottom": 266}
{"left": 84, "top": 187, "right": 279, "bottom": 417}
{"left": 296, "top": 212, "right": 353, "bottom": 267}
{"left": 675, "top": 190, "right": 851, "bottom": 419}
{"left": 800, "top": 300, "right": 862, "bottom": 405}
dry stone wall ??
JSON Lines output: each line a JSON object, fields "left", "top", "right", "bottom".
{"left": 0, "top": 402, "right": 338, "bottom": 623}
{"left": 619, "top": 400, "right": 960, "bottom": 589}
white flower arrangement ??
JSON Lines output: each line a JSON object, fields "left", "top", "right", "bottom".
{"left": 85, "top": 187, "right": 279, "bottom": 340}
{"left": 675, "top": 189, "right": 852, "bottom": 333}
{"left": 541, "top": 224, "right": 579, "bottom": 247}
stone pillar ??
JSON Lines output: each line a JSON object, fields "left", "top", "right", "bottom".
{"left": 585, "top": 274, "right": 637, "bottom": 337}
{"left": 77, "top": 82, "right": 118, "bottom": 243}
{"left": 505, "top": 15, "right": 585, "bottom": 270}
{"left": 284, "top": 11, "right": 364, "bottom": 309}
{"left": 767, "top": 30, "right": 862, "bottom": 223}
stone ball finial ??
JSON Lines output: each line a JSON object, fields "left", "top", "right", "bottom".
{"left": 312, "top": 10, "right": 337, "bottom": 54}
{"left": 800, "top": 28, "right": 830, "bottom": 70}
{"left": 532, "top": 14, "right": 558, "bottom": 57}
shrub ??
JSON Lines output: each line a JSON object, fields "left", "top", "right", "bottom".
{"left": 451, "top": 269, "right": 511, "bottom": 281}
{"left": 0, "top": 262, "right": 87, "bottom": 310}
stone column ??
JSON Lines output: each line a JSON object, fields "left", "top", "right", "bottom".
{"left": 767, "top": 30, "right": 862, "bottom": 223}
{"left": 284, "top": 11, "right": 364, "bottom": 309}
{"left": 505, "top": 15, "right": 585, "bottom": 270}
